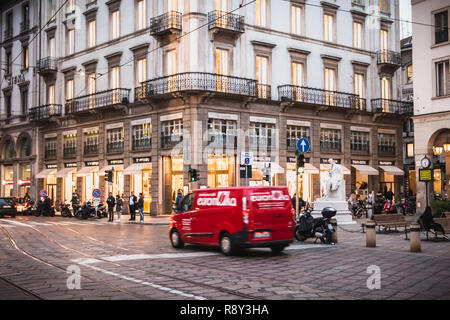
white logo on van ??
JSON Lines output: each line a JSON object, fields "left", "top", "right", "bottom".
{"left": 250, "top": 191, "right": 290, "bottom": 202}
{"left": 197, "top": 191, "right": 237, "bottom": 207}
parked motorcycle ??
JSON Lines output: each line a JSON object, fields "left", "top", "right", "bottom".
{"left": 294, "top": 207, "right": 336, "bottom": 244}
{"left": 77, "top": 202, "right": 97, "bottom": 220}
{"left": 59, "top": 203, "right": 72, "bottom": 217}
{"left": 35, "top": 198, "right": 55, "bottom": 217}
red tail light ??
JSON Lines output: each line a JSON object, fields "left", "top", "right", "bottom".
{"left": 14, "top": 205, "right": 18, "bottom": 209}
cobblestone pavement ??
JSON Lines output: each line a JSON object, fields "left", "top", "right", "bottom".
{"left": 0, "top": 216, "right": 449, "bottom": 300}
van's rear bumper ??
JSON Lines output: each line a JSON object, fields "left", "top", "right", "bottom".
{"left": 231, "top": 230, "right": 293, "bottom": 248}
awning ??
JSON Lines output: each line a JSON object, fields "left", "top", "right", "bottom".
{"left": 123, "top": 163, "right": 151, "bottom": 175}
{"left": 320, "top": 164, "right": 351, "bottom": 175}
{"left": 304, "top": 163, "right": 320, "bottom": 174}
{"left": 352, "top": 165, "right": 378, "bottom": 176}
{"left": 379, "top": 165, "right": 404, "bottom": 176}
{"left": 55, "top": 167, "right": 76, "bottom": 178}
{"left": 99, "top": 165, "right": 124, "bottom": 175}
{"left": 75, "top": 166, "right": 98, "bottom": 177}
{"left": 36, "top": 168, "right": 56, "bottom": 178}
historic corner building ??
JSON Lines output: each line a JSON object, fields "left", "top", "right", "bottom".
{"left": 1, "top": 0, "right": 411, "bottom": 215}
{"left": 411, "top": 0, "right": 450, "bottom": 209}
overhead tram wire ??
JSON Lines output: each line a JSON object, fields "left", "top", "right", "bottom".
{"left": 72, "top": 0, "right": 257, "bottom": 99}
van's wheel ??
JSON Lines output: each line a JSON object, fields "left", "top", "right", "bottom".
{"left": 270, "top": 245, "right": 286, "bottom": 254}
{"left": 220, "top": 233, "right": 237, "bottom": 256}
{"left": 170, "top": 229, "right": 184, "bottom": 249}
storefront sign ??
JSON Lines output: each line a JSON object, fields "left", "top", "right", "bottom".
{"left": 6, "top": 73, "right": 26, "bottom": 86}
{"left": 108, "top": 159, "right": 124, "bottom": 165}
{"left": 287, "top": 120, "right": 311, "bottom": 127}
{"left": 133, "top": 157, "right": 152, "bottom": 163}
{"left": 105, "top": 122, "right": 124, "bottom": 130}
{"left": 2, "top": 180, "right": 13, "bottom": 186}
{"left": 320, "top": 123, "right": 342, "bottom": 130}
{"left": 287, "top": 157, "right": 310, "bottom": 163}
{"left": 379, "top": 161, "right": 394, "bottom": 166}
{"left": 249, "top": 116, "right": 276, "bottom": 124}
{"left": 46, "top": 164, "right": 58, "bottom": 169}
{"left": 63, "top": 130, "right": 77, "bottom": 137}
{"left": 18, "top": 179, "right": 31, "bottom": 186}
{"left": 321, "top": 158, "right": 341, "bottom": 164}
{"left": 160, "top": 113, "right": 182, "bottom": 122}
{"left": 419, "top": 169, "right": 433, "bottom": 182}
{"left": 65, "top": 163, "right": 78, "bottom": 168}
{"left": 44, "top": 133, "right": 58, "bottom": 139}
{"left": 350, "top": 126, "right": 371, "bottom": 132}
{"left": 85, "top": 161, "right": 99, "bottom": 167}
{"left": 351, "top": 159, "right": 369, "bottom": 165}
{"left": 208, "top": 112, "right": 238, "bottom": 121}
{"left": 378, "top": 128, "right": 396, "bottom": 134}
{"left": 83, "top": 127, "right": 99, "bottom": 134}
{"left": 131, "top": 118, "right": 152, "bottom": 126}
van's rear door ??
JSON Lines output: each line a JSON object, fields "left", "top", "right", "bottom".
{"left": 247, "top": 187, "right": 293, "bottom": 241}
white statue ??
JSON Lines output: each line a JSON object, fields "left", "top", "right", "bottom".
{"left": 323, "top": 158, "right": 344, "bottom": 200}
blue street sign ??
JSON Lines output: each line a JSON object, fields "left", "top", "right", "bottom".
{"left": 297, "top": 138, "right": 310, "bottom": 153}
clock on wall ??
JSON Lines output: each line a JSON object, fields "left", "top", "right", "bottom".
{"left": 421, "top": 156, "right": 431, "bottom": 169}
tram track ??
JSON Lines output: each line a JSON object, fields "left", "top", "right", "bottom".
{"left": 0, "top": 221, "right": 267, "bottom": 300}
{"left": 0, "top": 275, "right": 43, "bottom": 300}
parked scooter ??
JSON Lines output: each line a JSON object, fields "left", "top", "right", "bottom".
{"left": 294, "top": 207, "right": 336, "bottom": 244}
{"left": 35, "top": 197, "right": 55, "bottom": 217}
{"left": 78, "top": 202, "right": 97, "bottom": 219}
{"left": 59, "top": 202, "right": 72, "bottom": 217}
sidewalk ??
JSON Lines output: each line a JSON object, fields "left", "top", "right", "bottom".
{"left": 121, "top": 214, "right": 171, "bottom": 226}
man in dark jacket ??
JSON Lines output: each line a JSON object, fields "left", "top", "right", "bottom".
{"left": 106, "top": 192, "right": 115, "bottom": 222}
{"left": 129, "top": 192, "right": 137, "bottom": 221}
{"left": 137, "top": 193, "right": 145, "bottom": 223}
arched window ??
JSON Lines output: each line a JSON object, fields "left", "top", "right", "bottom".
{"left": 19, "top": 135, "right": 32, "bottom": 158}
{"left": 4, "top": 140, "right": 16, "bottom": 160}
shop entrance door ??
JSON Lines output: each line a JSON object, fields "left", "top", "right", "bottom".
{"left": 47, "top": 184, "right": 57, "bottom": 202}
{"left": 163, "top": 156, "right": 183, "bottom": 214}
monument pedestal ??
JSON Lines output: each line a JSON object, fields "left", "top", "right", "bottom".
{"left": 312, "top": 200, "right": 356, "bottom": 225}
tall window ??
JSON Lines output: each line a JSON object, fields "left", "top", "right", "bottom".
{"left": 256, "top": 55, "right": 269, "bottom": 98}
{"left": 436, "top": 60, "right": 449, "bottom": 97}
{"left": 48, "top": 36, "right": 56, "bottom": 57}
{"left": 216, "top": 0, "right": 227, "bottom": 12}
{"left": 106, "top": 128, "right": 124, "bottom": 153}
{"left": 23, "top": 3, "right": 29, "bottom": 27}
{"left": 208, "top": 119, "right": 237, "bottom": 148}
{"left": 292, "top": 62, "right": 304, "bottom": 101}
{"left": 66, "top": 79, "right": 74, "bottom": 101}
{"left": 353, "top": 21, "right": 363, "bottom": 48}
{"left": 161, "top": 119, "right": 183, "bottom": 148}
{"left": 111, "top": 10, "right": 120, "bottom": 40}
{"left": 67, "top": 29, "right": 75, "bottom": 55}
{"left": 379, "top": 29, "right": 388, "bottom": 62}
{"left": 325, "top": 67, "right": 336, "bottom": 105}
{"left": 48, "top": 0, "right": 56, "bottom": 19}
{"left": 354, "top": 72, "right": 365, "bottom": 109}
{"left": 110, "top": 66, "right": 120, "bottom": 89}
{"left": 6, "top": 51, "right": 12, "bottom": 75}
{"left": 137, "top": 0, "right": 147, "bottom": 30}
{"left": 249, "top": 122, "right": 275, "bottom": 152}
{"left": 378, "top": 133, "right": 395, "bottom": 154}
{"left": 379, "top": 0, "right": 389, "bottom": 13}
{"left": 136, "top": 58, "right": 147, "bottom": 86}
{"left": 132, "top": 122, "right": 152, "bottom": 150}
{"left": 167, "top": 50, "right": 177, "bottom": 91}
{"left": 287, "top": 126, "right": 310, "bottom": 150}
{"left": 350, "top": 131, "right": 369, "bottom": 153}
{"left": 21, "top": 89, "right": 28, "bottom": 115}
{"left": 216, "top": 49, "right": 228, "bottom": 92}
{"left": 22, "top": 45, "right": 29, "bottom": 69}
{"left": 88, "top": 20, "right": 96, "bottom": 47}
{"left": 48, "top": 85, "right": 55, "bottom": 104}
{"left": 84, "top": 130, "right": 99, "bottom": 155}
{"left": 323, "top": 14, "right": 334, "bottom": 42}
{"left": 291, "top": 5, "right": 303, "bottom": 35}
{"left": 88, "top": 73, "right": 96, "bottom": 108}
{"left": 406, "top": 65, "right": 413, "bottom": 84}
{"left": 320, "top": 128, "right": 341, "bottom": 152}
{"left": 381, "top": 77, "right": 391, "bottom": 99}
{"left": 45, "top": 138, "right": 57, "bottom": 160}
{"left": 64, "top": 133, "right": 77, "bottom": 156}
{"left": 67, "top": 0, "right": 74, "bottom": 13}
{"left": 256, "top": 0, "right": 267, "bottom": 27}
{"left": 435, "top": 11, "right": 449, "bottom": 44}
{"left": 5, "top": 94, "right": 12, "bottom": 118}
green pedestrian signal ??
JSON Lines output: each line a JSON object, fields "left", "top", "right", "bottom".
{"left": 188, "top": 168, "right": 199, "bottom": 182}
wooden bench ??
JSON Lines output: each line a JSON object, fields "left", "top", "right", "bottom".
{"left": 361, "top": 214, "right": 409, "bottom": 233}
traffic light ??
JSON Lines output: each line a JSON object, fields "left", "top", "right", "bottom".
{"left": 188, "top": 168, "right": 199, "bottom": 182}
{"left": 104, "top": 170, "right": 113, "bottom": 183}
{"left": 297, "top": 154, "right": 305, "bottom": 172}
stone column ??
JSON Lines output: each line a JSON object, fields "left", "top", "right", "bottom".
{"left": 278, "top": 115, "right": 287, "bottom": 187}
{"left": 312, "top": 119, "right": 321, "bottom": 200}
{"left": 239, "top": 112, "right": 250, "bottom": 186}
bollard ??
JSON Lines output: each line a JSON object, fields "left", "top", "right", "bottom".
{"left": 366, "top": 221, "right": 376, "bottom": 247}
{"left": 331, "top": 218, "right": 338, "bottom": 243}
{"left": 410, "top": 223, "right": 421, "bottom": 252}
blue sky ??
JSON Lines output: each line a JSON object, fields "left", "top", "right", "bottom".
{"left": 400, "top": 0, "right": 412, "bottom": 39}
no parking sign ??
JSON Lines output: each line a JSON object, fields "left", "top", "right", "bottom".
{"left": 92, "top": 189, "right": 101, "bottom": 198}
{"left": 40, "top": 189, "right": 47, "bottom": 197}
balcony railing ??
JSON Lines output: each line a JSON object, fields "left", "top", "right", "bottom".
{"left": 84, "top": 144, "right": 98, "bottom": 156}
{"left": 106, "top": 141, "right": 124, "bottom": 154}
{"left": 66, "top": 88, "right": 131, "bottom": 114}
{"left": 45, "top": 149, "right": 57, "bottom": 161}
{"left": 37, "top": 57, "right": 58, "bottom": 73}
{"left": 208, "top": 134, "right": 237, "bottom": 149}
{"left": 161, "top": 134, "right": 183, "bottom": 148}
{"left": 377, "top": 50, "right": 401, "bottom": 66}
{"left": 150, "top": 11, "right": 182, "bottom": 36}
{"left": 371, "top": 99, "right": 413, "bottom": 115}
{"left": 257, "top": 84, "right": 271, "bottom": 99}
{"left": 63, "top": 146, "right": 76, "bottom": 158}
{"left": 278, "top": 85, "right": 366, "bottom": 110}
{"left": 29, "top": 104, "right": 62, "bottom": 121}
{"left": 132, "top": 137, "right": 152, "bottom": 151}
{"left": 4, "top": 29, "right": 13, "bottom": 40}
{"left": 287, "top": 138, "right": 311, "bottom": 151}
{"left": 378, "top": 145, "right": 396, "bottom": 155}
{"left": 20, "top": 20, "right": 30, "bottom": 33}
{"left": 350, "top": 143, "right": 370, "bottom": 154}
{"left": 208, "top": 10, "right": 245, "bottom": 33}
{"left": 320, "top": 140, "right": 342, "bottom": 152}
{"left": 136, "top": 72, "right": 258, "bottom": 100}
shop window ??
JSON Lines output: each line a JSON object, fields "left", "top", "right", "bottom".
{"left": 249, "top": 122, "right": 275, "bottom": 153}
{"left": 161, "top": 119, "right": 183, "bottom": 148}
{"left": 84, "top": 130, "right": 99, "bottom": 155}
{"left": 2, "top": 166, "right": 14, "bottom": 197}
{"left": 287, "top": 125, "right": 310, "bottom": 150}
{"left": 44, "top": 138, "right": 57, "bottom": 160}
{"left": 378, "top": 133, "right": 395, "bottom": 154}
{"left": 63, "top": 133, "right": 77, "bottom": 157}
{"left": 320, "top": 128, "right": 341, "bottom": 152}
{"left": 207, "top": 119, "right": 237, "bottom": 148}
{"left": 132, "top": 122, "right": 152, "bottom": 151}
{"left": 106, "top": 128, "right": 124, "bottom": 153}
{"left": 407, "top": 143, "right": 414, "bottom": 158}
{"left": 207, "top": 155, "right": 235, "bottom": 188}
{"left": 350, "top": 131, "right": 369, "bottom": 153}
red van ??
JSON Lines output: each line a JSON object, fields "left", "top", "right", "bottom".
{"left": 169, "top": 186, "right": 294, "bottom": 255}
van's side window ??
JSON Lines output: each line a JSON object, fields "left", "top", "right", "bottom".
{"left": 179, "top": 193, "right": 194, "bottom": 212}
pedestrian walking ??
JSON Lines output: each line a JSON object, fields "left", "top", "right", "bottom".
{"left": 175, "top": 189, "right": 183, "bottom": 207}
{"left": 129, "top": 192, "right": 137, "bottom": 221}
{"left": 115, "top": 194, "right": 122, "bottom": 222}
{"left": 138, "top": 193, "right": 145, "bottom": 223}
{"left": 106, "top": 192, "right": 115, "bottom": 222}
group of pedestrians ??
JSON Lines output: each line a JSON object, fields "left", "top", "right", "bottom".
{"left": 106, "top": 192, "right": 145, "bottom": 223}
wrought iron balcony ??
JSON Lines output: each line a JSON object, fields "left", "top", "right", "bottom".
{"left": 45, "top": 149, "right": 57, "bottom": 161}
{"left": 84, "top": 144, "right": 98, "bottom": 156}
{"left": 132, "top": 137, "right": 152, "bottom": 151}
{"left": 208, "top": 134, "right": 237, "bottom": 149}
{"left": 37, "top": 57, "right": 58, "bottom": 74}
{"left": 29, "top": 104, "right": 62, "bottom": 121}
{"left": 20, "top": 20, "right": 30, "bottom": 33}
{"left": 106, "top": 141, "right": 124, "bottom": 154}
{"left": 63, "top": 146, "right": 77, "bottom": 158}
{"left": 150, "top": 11, "right": 182, "bottom": 36}
{"left": 377, "top": 50, "right": 401, "bottom": 73}
{"left": 320, "top": 140, "right": 342, "bottom": 153}
{"left": 65, "top": 88, "right": 131, "bottom": 114}
{"left": 136, "top": 72, "right": 258, "bottom": 100}
{"left": 378, "top": 144, "right": 396, "bottom": 155}
{"left": 371, "top": 99, "right": 413, "bottom": 115}
{"left": 278, "top": 85, "right": 366, "bottom": 110}
{"left": 4, "top": 29, "right": 13, "bottom": 40}
{"left": 208, "top": 10, "right": 244, "bottom": 33}
{"left": 161, "top": 134, "right": 183, "bottom": 149}
{"left": 257, "top": 84, "right": 271, "bottom": 100}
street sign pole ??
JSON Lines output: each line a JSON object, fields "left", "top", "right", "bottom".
{"left": 295, "top": 154, "right": 299, "bottom": 221}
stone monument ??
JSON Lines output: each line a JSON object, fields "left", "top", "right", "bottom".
{"left": 312, "top": 158, "right": 355, "bottom": 224}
